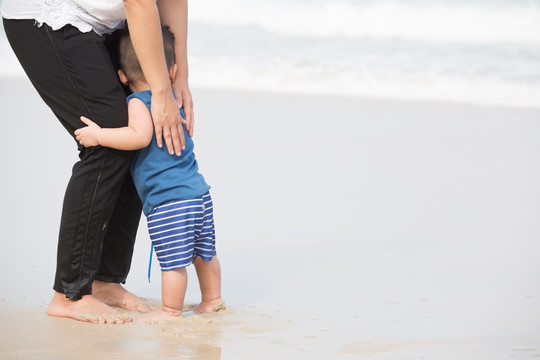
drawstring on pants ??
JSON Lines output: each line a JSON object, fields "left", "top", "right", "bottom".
{"left": 147, "top": 243, "right": 153, "bottom": 282}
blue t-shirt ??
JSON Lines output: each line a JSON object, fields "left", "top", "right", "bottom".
{"left": 128, "top": 90, "right": 210, "bottom": 216}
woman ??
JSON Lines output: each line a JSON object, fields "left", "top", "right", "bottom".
{"left": 2, "top": 0, "right": 194, "bottom": 324}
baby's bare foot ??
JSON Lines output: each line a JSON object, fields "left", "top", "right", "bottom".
{"left": 92, "top": 281, "right": 151, "bottom": 313}
{"left": 193, "top": 299, "right": 226, "bottom": 313}
{"left": 47, "top": 292, "right": 132, "bottom": 324}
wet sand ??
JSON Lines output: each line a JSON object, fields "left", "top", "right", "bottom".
{"left": 1, "top": 77, "right": 540, "bottom": 359}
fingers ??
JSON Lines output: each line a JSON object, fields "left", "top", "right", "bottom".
{"left": 160, "top": 109, "right": 186, "bottom": 156}
{"left": 187, "top": 109, "right": 194, "bottom": 137}
{"left": 157, "top": 122, "right": 184, "bottom": 156}
{"left": 74, "top": 128, "right": 96, "bottom": 148}
{"left": 157, "top": 124, "right": 183, "bottom": 156}
{"left": 178, "top": 105, "right": 188, "bottom": 126}
{"left": 175, "top": 94, "right": 183, "bottom": 110}
{"left": 171, "top": 127, "right": 183, "bottom": 157}
{"left": 154, "top": 123, "right": 163, "bottom": 149}
{"left": 162, "top": 126, "right": 175, "bottom": 155}
{"left": 80, "top": 116, "right": 95, "bottom": 126}
{"left": 183, "top": 103, "right": 194, "bottom": 137}
{"left": 76, "top": 136, "right": 88, "bottom": 147}
{"left": 164, "top": 125, "right": 185, "bottom": 156}
{"left": 177, "top": 109, "right": 186, "bottom": 152}
{"left": 177, "top": 124, "right": 186, "bottom": 153}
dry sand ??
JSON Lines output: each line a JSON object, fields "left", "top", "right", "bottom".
{"left": 1, "top": 77, "right": 540, "bottom": 359}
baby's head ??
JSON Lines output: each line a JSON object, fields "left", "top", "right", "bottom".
{"left": 117, "top": 25, "right": 176, "bottom": 89}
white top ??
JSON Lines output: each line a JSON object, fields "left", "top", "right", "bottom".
{"left": 1, "top": 0, "right": 126, "bottom": 35}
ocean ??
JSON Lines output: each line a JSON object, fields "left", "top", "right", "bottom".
{"left": 2, "top": 0, "right": 539, "bottom": 108}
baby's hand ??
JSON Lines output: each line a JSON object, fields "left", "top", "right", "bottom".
{"left": 75, "top": 116, "right": 101, "bottom": 147}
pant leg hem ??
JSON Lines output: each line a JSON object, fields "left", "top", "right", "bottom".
{"left": 53, "top": 286, "right": 88, "bottom": 301}
{"left": 93, "top": 275, "right": 127, "bottom": 284}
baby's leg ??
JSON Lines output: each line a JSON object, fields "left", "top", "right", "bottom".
{"left": 193, "top": 256, "right": 225, "bottom": 313}
{"left": 162, "top": 267, "right": 188, "bottom": 315}
{"left": 137, "top": 268, "right": 187, "bottom": 322}
{"left": 141, "top": 198, "right": 203, "bottom": 322}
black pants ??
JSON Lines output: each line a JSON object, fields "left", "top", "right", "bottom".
{"left": 3, "top": 19, "right": 142, "bottom": 300}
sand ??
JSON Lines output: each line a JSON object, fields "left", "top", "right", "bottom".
{"left": 1, "top": 77, "right": 540, "bottom": 359}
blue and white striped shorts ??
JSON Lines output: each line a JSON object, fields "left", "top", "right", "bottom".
{"left": 147, "top": 192, "right": 216, "bottom": 271}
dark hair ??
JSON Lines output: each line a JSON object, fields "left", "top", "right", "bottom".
{"left": 118, "top": 24, "right": 176, "bottom": 83}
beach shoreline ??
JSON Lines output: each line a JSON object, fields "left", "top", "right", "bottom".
{"left": 1, "top": 77, "right": 539, "bottom": 359}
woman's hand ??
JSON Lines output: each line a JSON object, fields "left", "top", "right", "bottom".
{"left": 172, "top": 77, "right": 194, "bottom": 137}
{"left": 151, "top": 89, "right": 186, "bottom": 156}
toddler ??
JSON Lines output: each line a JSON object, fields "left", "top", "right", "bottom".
{"left": 75, "top": 25, "right": 225, "bottom": 320}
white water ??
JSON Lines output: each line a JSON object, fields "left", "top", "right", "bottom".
{"left": 2, "top": 0, "right": 540, "bottom": 108}
{"left": 190, "top": 0, "right": 540, "bottom": 45}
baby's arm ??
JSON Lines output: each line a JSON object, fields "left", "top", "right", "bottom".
{"left": 75, "top": 98, "right": 154, "bottom": 150}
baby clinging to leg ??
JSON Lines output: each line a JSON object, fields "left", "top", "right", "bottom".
{"left": 75, "top": 25, "right": 225, "bottom": 320}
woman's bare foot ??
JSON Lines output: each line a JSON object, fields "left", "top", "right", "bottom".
{"left": 92, "top": 280, "right": 151, "bottom": 313}
{"left": 137, "top": 308, "right": 182, "bottom": 323}
{"left": 193, "top": 299, "right": 226, "bottom": 313}
{"left": 47, "top": 291, "right": 132, "bottom": 324}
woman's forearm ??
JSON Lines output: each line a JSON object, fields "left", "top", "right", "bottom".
{"left": 123, "top": 0, "right": 185, "bottom": 155}
{"left": 156, "top": 0, "right": 194, "bottom": 137}
{"left": 123, "top": 0, "right": 172, "bottom": 95}
{"left": 157, "top": 0, "right": 189, "bottom": 82}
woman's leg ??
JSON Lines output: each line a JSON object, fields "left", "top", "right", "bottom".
{"left": 95, "top": 174, "right": 141, "bottom": 282}
{"left": 92, "top": 173, "right": 150, "bottom": 312}
{"left": 3, "top": 19, "right": 141, "bottom": 321}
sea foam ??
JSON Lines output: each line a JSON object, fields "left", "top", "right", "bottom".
{"left": 190, "top": 0, "right": 540, "bottom": 45}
